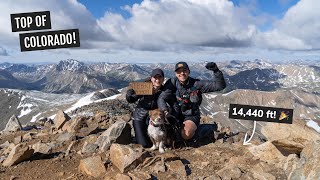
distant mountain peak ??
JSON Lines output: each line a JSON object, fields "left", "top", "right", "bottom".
{"left": 56, "top": 59, "right": 90, "bottom": 72}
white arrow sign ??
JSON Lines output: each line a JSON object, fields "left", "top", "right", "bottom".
{"left": 243, "top": 121, "right": 257, "bottom": 145}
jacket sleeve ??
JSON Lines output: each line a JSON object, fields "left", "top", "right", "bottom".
{"left": 195, "top": 70, "right": 227, "bottom": 93}
{"left": 157, "top": 79, "right": 176, "bottom": 111}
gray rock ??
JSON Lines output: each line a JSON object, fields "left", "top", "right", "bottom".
{"left": 81, "top": 142, "right": 98, "bottom": 154}
{"left": 3, "top": 115, "right": 22, "bottom": 133}
{"left": 95, "top": 120, "right": 131, "bottom": 152}
{"left": 56, "top": 132, "right": 76, "bottom": 142}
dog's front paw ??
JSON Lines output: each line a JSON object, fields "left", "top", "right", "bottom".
{"left": 150, "top": 145, "right": 157, "bottom": 151}
{"left": 159, "top": 147, "right": 165, "bottom": 153}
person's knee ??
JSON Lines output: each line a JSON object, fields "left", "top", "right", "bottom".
{"left": 181, "top": 120, "right": 197, "bottom": 140}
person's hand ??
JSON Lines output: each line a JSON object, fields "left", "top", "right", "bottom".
{"left": 126, "top": 89, "right": 136, "bottom": 97}
{"left": 205, "top": 62, "right": 219, "bottom": 72}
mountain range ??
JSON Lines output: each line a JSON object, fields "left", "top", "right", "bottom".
{"left": 1, "top": 59, "right": 319, "bottom": 94}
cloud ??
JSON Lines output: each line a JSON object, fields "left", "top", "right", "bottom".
{"left": 256, "top": 0, "right": 320, "bottom": 50}
{"left": 0, "top": 47, "right": 9, "bottom": 56}
{"left": 98, "top": 0, "right": 257, "bottom": 51}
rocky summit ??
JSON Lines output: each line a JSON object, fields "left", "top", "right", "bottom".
{"left": 0, "top": 97, "right": 319, "bottom": 180}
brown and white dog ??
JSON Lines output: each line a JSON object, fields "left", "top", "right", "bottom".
{"left": 148, "top": 109, "right": 167, "bottom": 153}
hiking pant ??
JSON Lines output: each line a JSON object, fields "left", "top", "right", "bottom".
{"left": 132, "top": 107, "right": 152, "bottom": 148}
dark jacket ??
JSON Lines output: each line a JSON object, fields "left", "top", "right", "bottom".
{"left": 126, "top": 85, "right": 165, "bottom": 122}
{"left": 157, "top": 70, "right": 226, "bottom": 116}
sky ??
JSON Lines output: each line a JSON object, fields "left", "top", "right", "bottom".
{"left": 0, "top": 0, "right": 319, "bottom": 64}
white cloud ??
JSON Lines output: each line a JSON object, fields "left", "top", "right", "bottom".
{"left": 256, "top": 0, "right": 320, "bottom": 50}
{"left": 98, "top": 0, "right": 257, "bottom": 51}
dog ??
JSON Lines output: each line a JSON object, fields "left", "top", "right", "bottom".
{"left": 147, "top": 109, "right": 168, "bottom": 153}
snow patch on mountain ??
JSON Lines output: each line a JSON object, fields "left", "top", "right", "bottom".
{"left": 306, "top": 120, "right": 320, "bottom": 133}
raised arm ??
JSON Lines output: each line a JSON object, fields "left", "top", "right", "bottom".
{"left": 195, "top": 62, "right": 227, "bottom": 93}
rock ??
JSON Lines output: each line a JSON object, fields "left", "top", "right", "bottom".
{"left": 0, "top": 141, "right": 10, "bottom": 149}
{"left": 79, "top": 156, "right": 107, "bottom": 178}
{"left": 115, "top": 173, "right": 131, "bottom": 180}
{"left": 56, "top": 132, "right": 76, "bottom": 142}
{"left": 81, "top": 142, "right": 98, "bottom": 154}
{"left": 128, "top": 171, "right": 151, "bottom": 180}
{"left": 153, "top": 161, "right": 166, "bottom": 174}
{"left": 166, "top": 160, "right": 187, "bottom": 177}
{"left": 94, "top": 110, "right": 108, "bottom": 122}
{"left": 3, "top": 115, "right": 22, "bottom": 133}
{"left": 249, "top": 162, "right": 276, "bottom": 180}
{"left": 65, "top": 141, "right": 77, "bottom": 156}
{"left": 32, "top": 142, "right": 52, "bottom": 154}
{"left": 54, "top": 110, "right": 70, "bottom": 130}
{"left": 62, "top": 116, "right": 87, "bottom": 133}
{"left": 216, "top": 166, "right": 242, "bottom": 180}
{"left": 204, "top": 175, "right": 221, "bottom": 180}
{"left": 283, "top": 154, "right": 299, "bottom": 177}
{"left": 248, "top": 141, "right": 286, "bottom": 165}
{"left": 110, "top": 143, "right": 150, "bottom": 173}
{"left": 95, "top": 120, "right": 131, "bottom": 152}
{"left": 44, "top": 119, "right": 54, "bottom": 127}
{"left": 199, "top": 161, "right": 210, "bottom": 170}
{"left": 2, "top": 143, "right": 34, "bottom": 167}
{"left": 2, "top": 143, "right": 16, "bottom": 155}
{"left": 78, "top": 124, "right": 99, "bottom": 137}
{"left": 261, "top": 121, "right": 320, "bottom": 147}
{"left": 23, "top": 132, "right": 34, "bottom": 141}
{"left": 14, "top": 136, "right": 23, "bottom": 144}
{"left": 289, "top": 140, "right": 320, "bottom": 180}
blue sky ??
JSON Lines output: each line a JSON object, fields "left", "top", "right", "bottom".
{"left": 0, "top": 0, "right": 319, "bottom": 63}
{"left": 78, "top": 0, "right": 143, "bottom": 18}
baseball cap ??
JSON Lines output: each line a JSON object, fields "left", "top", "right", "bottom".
{"left": 175, "top": 62, "right": 189, "bottom": 72}
{"left": 150, "top": 68, "right": 164, "bottom": 77}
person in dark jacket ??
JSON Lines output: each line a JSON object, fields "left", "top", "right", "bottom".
{"left": 158, "top": 62, "right": 226, "bottom": 140}
{"left": 126, "top": 68, "right": 165, "bottom": 148}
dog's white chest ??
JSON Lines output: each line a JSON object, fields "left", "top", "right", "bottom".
{"left": 148, "top": 125, "right": 165, "bottom": 140}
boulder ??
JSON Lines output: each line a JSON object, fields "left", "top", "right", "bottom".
{"left": 81, "top": 142, "right": 98, "bottom": 154}
{"left": 32, "top": 142, "right": 52, "bottom": 154}
{"left": 110, "top": 143, "right": 150, "bottom": 173}
{"left": 216, "top": 166, "right": 242, "bottom": 180}
{"left": 79, "top": 156, "right": 107, "bottom": 178}
{"left": 289, "top": 140, "right": 320, "bottom": 180}
{"left": 62, "top": 116, "right": 87, "bottom": 133}
{"left": 56, "top": 132, "right": 76, "bottom": 142}
{"left": 3, "top": 115, "right": 22, "bottom": 133}
{"left": 95, "top": 120, "right": 131, "bottom": 152}
{"left": 248, "top": 141, "right": 286, "bottom": 165}
{"left": 23, "top": 132, "right": 34, "bottom": 141}
{"left": 261, "top": 121, "right": 320, "bottom": 147}
{"left": 54, "top": 110, "right": 70, "bottom": 130}
{"left": 166, "top": 160, "right": 187, "bottom": 177}
{"left": 13, "top": 136, "right": 23, "bottom": 144}
{"left": 2, "top": 143, "right": 34, "bottom": 167}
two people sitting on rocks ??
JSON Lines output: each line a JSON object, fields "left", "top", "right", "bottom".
{"left": 126, "top": 61, "right": 227, "bottom": 148}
